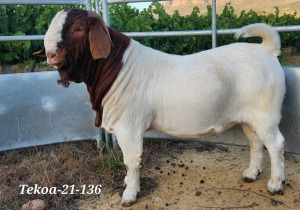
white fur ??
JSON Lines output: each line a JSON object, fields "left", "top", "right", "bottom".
{"left": 44, "top": 10, "right": 68, "bottom": 56}
{"left": 101, "top": 23, "right": 286, "bottom": 206}
{"left": 235, "top": 23, "right": 281, "bottom": 56}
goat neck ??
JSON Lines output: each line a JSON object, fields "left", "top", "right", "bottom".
{"left": 84, "top": 28, "right": 130, "bottom": 127}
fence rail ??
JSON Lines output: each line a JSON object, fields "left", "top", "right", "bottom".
{"left": 1, "top": 25, "right": 300, "bottom": 42}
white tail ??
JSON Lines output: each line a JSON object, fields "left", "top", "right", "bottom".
{"left": 235, "top": 23, "right": 281, "bottom": 56}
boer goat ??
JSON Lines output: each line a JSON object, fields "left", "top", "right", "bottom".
{"left": 34, "top": 9, "right": 286, "bottom": 207}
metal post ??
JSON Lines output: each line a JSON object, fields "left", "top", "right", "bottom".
{"left": 104, "top": 128, "right": 111, "bottom": 147}
{"left": 112, "top": 134, "right": 119, "bottom": 150}
{"left": 85, "top": 0, "right": 92, "bottom": 10}
{"left": 99, "top": 0, "right": 112, "bottom": 149}
{"left": 102, "top": 0, "right": 110, "bottom": 26}
{"left": 96, "top": 126, "right": 105, "bottom": 149}
{"left": 95, "top": 0, "right": 100, "bottom": 14}
{"left": 211, "top": 0, "right": 217, "bottom": 48}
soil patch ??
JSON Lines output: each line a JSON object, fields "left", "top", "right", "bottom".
{"left": 0, "top": 140, "right": 299, "bottom": 210}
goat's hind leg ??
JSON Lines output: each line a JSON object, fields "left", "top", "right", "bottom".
{"left": 252, "top": 124, "right": 285, "bottom": 194}
{"left": 242, "top": 123, "right": 264, "bottom": 182}
{"left": 116, "top": 129, "right": 143, "bottom": 207}
{"left": 260, "top": 126, "right": 285, "bottom": 194}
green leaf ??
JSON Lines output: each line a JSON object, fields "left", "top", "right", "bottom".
{"left": 4, "top": 52, "right": 14, "bottom": 61}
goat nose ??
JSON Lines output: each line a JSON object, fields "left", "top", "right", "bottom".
{"left": 47, "top": 52, "right": 56, "bottom": 58}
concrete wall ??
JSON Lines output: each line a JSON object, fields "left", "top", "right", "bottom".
{"left": 0, "top": 67, "right": 299, "bottom": 155}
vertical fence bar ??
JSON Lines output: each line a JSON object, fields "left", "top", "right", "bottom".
{"left": 102, "top": 0, "right": 110, "bottom": 26}
{"left": 101, "top": 0, "right": 119, "bottom": 149}
{"left": 95, "top": 0, "right": 100, "bottom": 14}
{"left": 104, "top": 129, "right": 111, "bottom": 146}
{"left": 211, "top": 0, "right": 217, "bottom": 48}
{"left": 85, "top": 0, "right": 92, "bottom": 10}
{"left": 98, "top": 0, "right": 111, "bottom": 148}
{"left": 96, "top": 127, "right": 105, "bottom": 149}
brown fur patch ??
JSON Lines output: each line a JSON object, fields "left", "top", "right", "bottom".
{"left": 37, "top": 9, "right": 131, "bottom": 127}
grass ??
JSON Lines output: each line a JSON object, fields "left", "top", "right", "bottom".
{"left": 0, "top": 139, "right": 175, "bottom": 209}
{"left": 0, "top": 141, "right": 127, "bottom": 209}
{"left": 94, "top": 147, "right": 125, "bottom": 171}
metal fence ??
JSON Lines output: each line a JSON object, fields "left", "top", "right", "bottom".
{"left": 2, "top": 0, "right": 300, "bottom": 43}
{"left": 0, "top": 0, "right": 299, "bottom": 155}
{"left": 102, "top": 0, "right": 300, "bottom": 48}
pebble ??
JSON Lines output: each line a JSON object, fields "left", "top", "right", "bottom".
{"left": 154, "top": 197, "right": 161, "bottom": 202}
{"left": 195, "top": 191, "right": 202, "bottom": 196}
{"left": 146, "top": 173, "right": 157, "bottom": 180}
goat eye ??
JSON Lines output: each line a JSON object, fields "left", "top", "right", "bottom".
{"left": 76, "top": 28, "right": 83, "bottom": 32}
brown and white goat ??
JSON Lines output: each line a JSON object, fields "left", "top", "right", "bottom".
{"left": 34, "top": 9, "right": 286, "bottom": 207}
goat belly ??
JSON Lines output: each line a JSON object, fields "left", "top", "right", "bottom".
{"left": 151, "top": 121, "right": 237, "bottom": 139}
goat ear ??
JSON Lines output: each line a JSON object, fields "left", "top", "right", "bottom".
{"left": 33, "top": 47, "right": 46, "bottom": 58}
{"left": 88, "top": 12, "right": 112, "bottom": 60}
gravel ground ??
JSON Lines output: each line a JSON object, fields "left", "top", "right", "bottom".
{"left": 78, "top": 142, "right": 300, "bottom": 210}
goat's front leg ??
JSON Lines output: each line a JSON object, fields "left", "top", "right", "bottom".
{"left": 115, "top": 128, "right": 143, "bottom": 207}
{"left": 242, "top": 124, "right": 264, "bottom": 182}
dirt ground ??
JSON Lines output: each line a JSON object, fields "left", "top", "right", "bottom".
{"left": 1, "top": 140, "right": 299, "bottom": 210}
{"left": 78, "top": 141, "right": 300, "bottom": 210}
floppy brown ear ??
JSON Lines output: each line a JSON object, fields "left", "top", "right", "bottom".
{"left": 33, "top": 48, "right": 46, "bottom": 58}
{"left": 88, "top": 11, "right": 112, "bottom": 60}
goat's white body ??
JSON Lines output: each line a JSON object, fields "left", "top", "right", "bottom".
{"left": 101, "top": 23, "right": 286, "bottom": 206}
{"left": 103, "top": 41, "right": 284, "bottom": 137}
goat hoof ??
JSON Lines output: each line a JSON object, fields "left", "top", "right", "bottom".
{"left": 242, "top": 168, "right": 261, "bottom": 183}
{"left": 122, "top": 200, "right": 136, "bottom": 207}
{"left": 269, "top": 190, "right": 284, "bottom": 196}
{"left": 242, "top": 177, "right": 255, "bottom": 183}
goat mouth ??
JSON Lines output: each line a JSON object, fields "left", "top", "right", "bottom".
{"left": 48, "top": 61, "right": 61, "bottom": 69}
{"left": 48, "top": 60, "right": 68, "bottom": 70}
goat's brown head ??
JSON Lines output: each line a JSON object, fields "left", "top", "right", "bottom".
{"left": 33, "top": 9, "right": 112, "bottom": 87}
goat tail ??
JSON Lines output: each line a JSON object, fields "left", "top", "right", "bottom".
{"left": 234, "top": 23, "right": 281, "bottom": 56}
